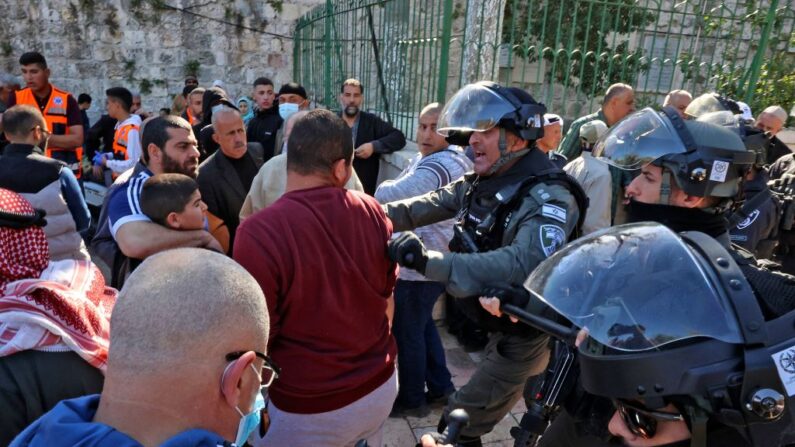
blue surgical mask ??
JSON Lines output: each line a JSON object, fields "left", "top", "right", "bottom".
{"left": 279, "top": 103, "right": 299, "bottom": 120}
{"left": 234, "top": 365, "right": 266, "bottom": 446}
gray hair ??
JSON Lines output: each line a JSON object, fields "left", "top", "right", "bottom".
{"left": 602, "top": 83, "right": 634, "bottom": 106}
{"left": 211, "top": 106, "right": 242, "bottom": 128}
{"left": 107, "top": 248, "right": 269, "bottom": 376}
{"left": 761, "top": 105, "right": 788, "bottom": 124}
{"left": 663, "top": 89, "right": 692, "bottom": 106}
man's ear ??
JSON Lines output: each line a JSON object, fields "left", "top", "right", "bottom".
{"left": 212, "top": 131, "right": 220, "bottom": 145}
{"left": 681, "top": 193, "right": 705, "bottom": 209}
{"left": 508, "top": 132, "right": 529, "bottom": 153}
{"left": 332, "top": 158, "right": 351, "bottom": 186}
{"left": 147, "top": 144, "right": 161, "bottom": 165}
{"left": 220, "top": 351, "right": 256, "bottom": 408}
{"left": 166, "top": 212, "right": 182, "bottom": 229}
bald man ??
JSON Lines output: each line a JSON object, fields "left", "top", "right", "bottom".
{"left": 663, "top": 89, "right": 693, "bottom": 119}
{"left": 11, "top": 249, "right": 275, "bottom": 447}
{"left": 557, "top": 83, "right": 636, "bottom": 160}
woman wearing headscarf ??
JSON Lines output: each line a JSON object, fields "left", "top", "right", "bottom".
{"left": 238, "top": 95, "right": 255, "bottom": 125}
{"left": 0, "top": 189, "right": 117, "bottom": 445}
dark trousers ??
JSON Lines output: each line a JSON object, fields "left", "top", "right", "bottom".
{"left": 447, "top": 332, "right": 550, "bottom": 437}
{"left": 393, "top": 279, "right": 454, "bottom": 408}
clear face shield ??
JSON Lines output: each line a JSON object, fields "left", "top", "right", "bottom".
{"left": 523, "top": 223, "right": 743, "bottom": 352}
{"left": 591, "top": 108, "right": 688, "bottom": 172}
{"left": 437, "top": 83, "right": 518, "bottom": 137}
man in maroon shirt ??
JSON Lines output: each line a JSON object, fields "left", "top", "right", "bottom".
{"left": 234, "top": 109, "right": 398, "bottom": 446}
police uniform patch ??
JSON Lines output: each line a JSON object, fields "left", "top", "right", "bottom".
{"left": 709, "top": 160, "right": 729, "bottom": 182}
{"left": 541, "top": 204, "right": 567, "bottom": 223}
{"left": 736, "top": 209, "right": 760, "bottom": 230}
{"left": 540, "top": 224, "right": 565, "bottom": 257}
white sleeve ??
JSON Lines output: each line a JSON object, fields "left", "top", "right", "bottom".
{"left": 106, "top": 129, "right": 141, "bottom": 174}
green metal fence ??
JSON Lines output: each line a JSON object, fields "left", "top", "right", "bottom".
{"left": 294, "top": 0, "right": 795, "bottom": 140}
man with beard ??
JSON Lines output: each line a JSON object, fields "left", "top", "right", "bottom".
{"left": 339, "top": 79, "right": 406, "bottom": 195}
{"left": 98, "top": 116, "right": 221, "bottom": 286}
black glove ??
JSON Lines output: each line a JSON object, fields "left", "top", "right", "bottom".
{"left": 770, "top": 173, "right": 795, "bottom": 194}
{"left": 388, "top": 232, "right": 428, "bottom": 274}
{"left": 481, "top": 285, "right": 530, "bottom": 310}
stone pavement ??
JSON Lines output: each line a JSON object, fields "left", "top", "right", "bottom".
{"left": 382, "top": 327, "right": 527, "bottom": 447}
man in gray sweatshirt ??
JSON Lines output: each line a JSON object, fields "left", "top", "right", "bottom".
{"left": 375, "top": 103, "right": 472, "bottom": 417}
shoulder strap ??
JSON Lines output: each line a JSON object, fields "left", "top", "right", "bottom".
{"left": 512, "top": 172, "right": 590, "bottom": 238}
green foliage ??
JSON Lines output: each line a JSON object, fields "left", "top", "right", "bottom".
{"left": 504, "top": 0, "right": 656, "bottom": 94}
{"left": 104, "top": 9, "right": 121, "bottom": 36}
{"left": 266, "top": 0, "right": 284, "bottom": 14}
{"left": 139, "top": 79, "right": 153, "bottom": 95}
{"left": 122, "top": 58, "right": 136, "bottom": 82}
{"left": 679, "top": 4, "right": 795, "bottom": 126}
{"left": 1, "top": 41, "right": 12, "bottom": 57}
{"left": 184, "top": 59, "right": 201, "bottom": 77}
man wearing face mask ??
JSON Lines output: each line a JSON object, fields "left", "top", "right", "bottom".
{"left": 273, "top": 82, "right": 309, "bottom": 156}
{"left": 10, "top": 248, "right": 277, "bottom": 447}
{"left": 339, "top": 78, "right": 407, "bottom": 195}
{"left": 0, "top": 105, "right": 90, "bottom": 261}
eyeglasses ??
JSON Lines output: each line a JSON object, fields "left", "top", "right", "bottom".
{"left": 226, "top": 350, "right": 281, "bottom": 388}
{"left": 615, "top": 399, "right": 684, "bottom": 439}
{"left": 30, "top": 126, "right": 50, "bottom": 138}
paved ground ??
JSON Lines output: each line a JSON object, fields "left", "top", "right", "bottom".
{"left": 383, "top": 326, "right": 526, "bottom": 447}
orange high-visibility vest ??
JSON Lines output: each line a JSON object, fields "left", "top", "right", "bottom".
{"left": 15, "top": 85, "right": 84, "bottom": 176}
{"left": 112, "top": 120, "right": 140, "bottom": 161}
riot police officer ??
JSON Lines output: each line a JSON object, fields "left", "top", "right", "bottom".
{"left": 513, "top": 106, "right": 795, "bottom": 446}
{"left": 693, "top": 110, "right": 781, "bottom": 259}
{"left": 384, "top": 81, "right": 585, "bottom": 445}
{"left": 524, "top": 222, "right": 795, "bottom": 447}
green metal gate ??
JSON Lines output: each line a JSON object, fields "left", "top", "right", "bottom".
{"left": 294, "top": 0, "right": 795, "bottom": 139}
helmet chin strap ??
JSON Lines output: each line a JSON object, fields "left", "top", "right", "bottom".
{"left": 485, "top": 127, "right": 530, "bottom": 176}
{"left": 658, "top": 170, "right": 672, "bottom": 205}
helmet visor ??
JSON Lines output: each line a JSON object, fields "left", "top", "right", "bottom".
{"left": 523, "top": 223, "right": 743, "bottom": 352}
{"left": 437, "top": 83, "right": 516, "bottom": 136}
{"left": 592, "top": 108, "right": 688, "bottom": 170}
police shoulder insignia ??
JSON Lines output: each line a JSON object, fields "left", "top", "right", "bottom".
{"left": 539, "top": 224, "right": 566, "bottom": 257}
{"left": 736, "top": 209, "right": 760, "bottom": 230}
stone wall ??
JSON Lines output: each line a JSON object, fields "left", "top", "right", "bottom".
{"left": 0, "top": 0, "right": 324, "bottom": 121}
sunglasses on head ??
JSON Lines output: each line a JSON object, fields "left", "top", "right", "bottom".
{"left": 615, "top": 399, "right": 684, "bottom": 439}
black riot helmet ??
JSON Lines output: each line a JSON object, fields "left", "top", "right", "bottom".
{"left": 592, "top": 107, "right": 756, "bottom": 204}
{"left": 696, "top": 110, "right": 775, "bottom": 168}
{"left": 437, "top": 81, "right": 547, "bottom": 175}
{"left": 523, "top": 222, "right": 795, "bottom": 446}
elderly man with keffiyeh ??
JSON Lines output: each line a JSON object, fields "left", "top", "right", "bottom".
{"left": 0, "top": 188, "right": 117, "bottom": 445}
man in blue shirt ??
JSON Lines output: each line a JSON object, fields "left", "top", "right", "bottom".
{"left": 11, "top": 249, "right": 274, "bottom": 447}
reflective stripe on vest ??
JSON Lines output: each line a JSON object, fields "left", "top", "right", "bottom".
{"left": 15, "top": 85, "right": 84, "bottom": 176}
{"left": 112, "top": 122, "right": 140, "bottom": 161}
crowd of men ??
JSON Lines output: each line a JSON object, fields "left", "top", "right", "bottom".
{"left": 0, "top": 48, "right": 794, "bottom": 447}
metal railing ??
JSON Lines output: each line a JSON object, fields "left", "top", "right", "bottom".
{"left": 294, "top": 0, "right": 795, "bottom": 139}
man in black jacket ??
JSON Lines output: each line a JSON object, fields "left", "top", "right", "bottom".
{"left": 198, "top": 107, "right": 265, "bottom": 254}
{"left": 193, "top": 86, "right": 237, "bottom": 162}
{"left": 246, "top": 77, "right": 282, "bottom": 163}
{"left": 339, "top": 78, "right": 406, "bottom": 194}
